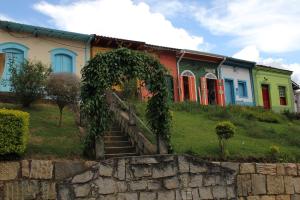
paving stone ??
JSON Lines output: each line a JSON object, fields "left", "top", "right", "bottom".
{"left": 257, "top": 164, "right": 277, "bottom": 175}
{"left": 240, "top": 163, "right": 256, "bottom": 174}
{"left": 152, "top": 164, "right": 176, "bottom": 178}
{"left": 164, "top": 177, "right": 179, "bottom": 189}
{"left": 157, "top": 190, "right": 175, "bottom": 200}
{"left": 55, "top": 161, "right": 86, "bottom": 180}
{"left": 284, "top": 176, "right": 294, "bottom": 194}
{"left": 74, "top": 184, "right": 91, "bottom": 197}
{"left": 237, "top": 174, "right": 252, "bottom": 196}
{"left": 212, "top": 186, "right": 227, "bottom": 199}
{"left": 189, "top": 175, "right": 203, "bottom": 187}
{"left": 129, "top": 180, "right": 147, "bottom": 191}
{"left": 198, "top": 187, "right": 213, "bottom": 199}
{"left": 285, "top": 164, "right": 298, "bottom": 176}
{"left": 72, "top": 170, "right": 94, "bottom": 184}
{"left": 139, "top": 192, "right": 156, "bottom": 200}
{"left": 95, "top": 177, "right": 117, "bottom": 194}
{"left": 0, "top": 162, "right": 20, "bottom": 180}
{"left": 267, "top": 175, "right": 284, "bottom": 194}
{"left": 117, "top": 192, "right": 138, "bottom": 200}
{"left": 252, "top": 174, "right": 266, "bottom": 195}
{"left": 30, "top": 160, "right": 53, "bottom": 179}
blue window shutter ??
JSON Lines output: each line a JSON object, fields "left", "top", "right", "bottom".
{"left": 54, "top": 54, "right": 72, "bottom": 73}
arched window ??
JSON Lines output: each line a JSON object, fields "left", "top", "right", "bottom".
{"left": 0, "top": 42, "right": 28, "bottom": 92}
{"left": 50, "top": 48, "right": 77, "bottom": 73}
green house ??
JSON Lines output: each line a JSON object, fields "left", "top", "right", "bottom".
{"left": 253, "top": 65, "right": 294, "bottom": 112}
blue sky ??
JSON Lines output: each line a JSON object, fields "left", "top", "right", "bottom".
{"left": 1, "top": 0, "right": 300, "bottom": 83}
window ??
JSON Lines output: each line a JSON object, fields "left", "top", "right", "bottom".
{"left": 279, "top": 86, "right": 287, "bottom": 105}
{"left": 50, "top": 48, "right": 76, "bottom": 73}
{"left": 238, "top": 81, "right": 247, "bottom": 97}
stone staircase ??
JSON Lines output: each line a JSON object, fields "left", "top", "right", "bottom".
{"left": 104, "top": 124, "right": 137, "bottom": 158}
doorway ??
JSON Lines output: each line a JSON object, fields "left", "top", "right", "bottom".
{"left": 225, "top": 79, "right": 235, "bottom": 105}
{"left": 207, "top": 78, "right": 216, "bottom": 105}
{"left": 261, "top": 84, "right": 271, "bottom": 109}
{"left": 183, "top": 76, "right": 190, "bottom": 101}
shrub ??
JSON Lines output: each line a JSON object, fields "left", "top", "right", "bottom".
{"left": 215, "top": 121, "right": 236, "bottom": 159}
{"left": 46, "top": 73, "right": 80, "bottom": 126}
{"left": 0, "top": 109, "right": 29, "bottom": 156}
{"left": 9, "top": 60, "right": 51, "bottom": 107}
{"left": 269, "top": 145, "right": 280, "bottom": 160}
{"left": 283, "top": 110, "right": 300, "bottom": 120}
{"left": 254, "top": 111, "right": 281, "bottom": 123}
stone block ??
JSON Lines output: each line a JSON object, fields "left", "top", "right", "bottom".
{"left": 40, "top": 181, "right": 56, "bottom": 199}
{"left": 203, "top": 175, "right": 216, "bottom": 186}
{"left": 72, "top": 170, "right": 94, "bottom": 184}
{"left": 147, "top": 180, "right": 162, "bottom": 190}
{"left": 129, "top": 180, "right": 147, "bottom": 191}
{"left": 240, "top": 163, "right": 256, "bottom": 174}
{"left": 192, "top": 188, "right": 200, "bottom": 200}
{"left": 0, "top": 162, "right": 20, "bottom": 180}
{"left": 58, "top": 184, "right": 72, "bottom": 200}
{"left": 277, "top": 164, "right": 286, "bottom": 176}
{"left": 74, "top": 184, "right": 91, "bottom": 197}
{"left": 116, "top": 181, "right": 128, "bottom": 193}
{"left": 130, "top": 157, "right": 158, "bottom": 165}
{"left": 212, "top": 186, "right": 227, "bottom": 199}
{"left": 227, "top": 186, "right": 236, "bottom": 199}
{"left": 131, "top": 165, "right": 152, "bottom": 178}
{"left": 178, "top": 156, "right": 189, "bottom": 173}
{"left": 116, "top": 159, "right": 126, "bottom": 181}
{"left": 198, "top": 187, "right": 213, "bottom": 199}
{"left": 260, "top": 196, "right": 276, "bottom": 200}
{"left": 55, "top": 161, "right": 86, "bottom": 180}
{"left": 267, "top": 175, "right": 284, "bottom": 194}
{"left": 152, "top": 164, "right": 176, "bottom": 178}
{"left": 292, "top": 194, "right": 300, "bottom": 200}
{"left": 99, "top": 163, "right": 113, "bottom": 177}
{"left": 30, "top": 160, "right": 53, "bottom": 179}
{"left": 21, "top": 160, "right": 30, "bottom": 177}
{"left": 276, "top": 195, "right": 291, "bottom": 200}
{"left": 237, "top": 174, "right": 252, "bottom": 196}
{"left": 98, "top": 194, "right": 117, "bottom": 200}
{"left": 284, "top": 176, "right": 294, "bottom": 194}
{"left": 175, "top": 190, "right": 183, "bottom": 200}
{"left": 158, "top": 190, "right": 175, "bottom": 200}
{"left": 95, "top": 177, "right": 117, "bottom": 194}
{"left": 298, "top": 164, "right": 300, "bottom": 175}
{"left": 252, "top": 174, "right": 266, "bottom": 195}
{"left": 285, "top": 164, "right": 298, "bottom": 176}
{"left": 164, "top": 177, "right": 179, "bottom": 189}
{"left": 190, "top": 163, "right": 207, "bottom": 174}
{"left": 293, "top": 177, "right": 300, "bottom": 193}
{"left": 257, "top": 164, "right": 277, "bottom": 175}
{"left": 189, "top": 175, "right": 203, "bottom": 188}
{"left": 179, "top": 174, "right": 189, "bottom": 188}
{"left": 4, "top": 180, "right": 39, "bottom": 200}
{"left": 117, "top": 192, "right": 138, "bottom": 200}
{"left": 140, "top": 192, "right": 156, "bottom": 200}
{"left": 246, "top": 196, "right": 261, "bottom": 200}
{"left": 221, "top": 162, "right": 240, "bottom": 172}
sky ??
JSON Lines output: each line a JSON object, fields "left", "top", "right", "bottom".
{"left": 0, "top": 0, "right": 300, "bottom": 83}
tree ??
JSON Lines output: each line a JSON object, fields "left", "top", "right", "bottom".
{"left": 215, "top": 121, "right": 236, "bottom": 159}
{"left": 9, "top": 60, "right": 51, "bottom": 107}
{"left": 46, "top": 73, "right": 80, "bottom": 127}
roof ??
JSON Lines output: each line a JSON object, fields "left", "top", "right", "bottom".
{"left": 256, "top": 64, "right": 293, "bottom": 75}
{"left": 0, "top": 20, "right": 92, "bottom": 42}
{"left": 179, "top": 49, "right": 224, "bottom": 63}
{"left": 223, "top": 57, "right": 256, "bottom": 68}
{"left": 92, "top": 35, "right": 145, "bottom": 50}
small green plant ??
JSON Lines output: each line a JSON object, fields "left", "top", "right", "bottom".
{"left": 9, "top": 60, "right": 51, "bottom": 107}
{"left": 0, "top": 109, "right": 29, "bottom": 156}
{"left": 269, "top": 145, "right": 280, "bottom": 160}
{"left": 215, "top": 121, "right": 236, "bottom": 159}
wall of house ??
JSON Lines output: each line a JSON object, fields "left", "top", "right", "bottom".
{"left": 253, "top": 68, "right": 294, "bottom": 112}
{"left": 221, "top": 65, "right": 254, "bottom": 106}
{"left": 179, "top": 59, "right": 218, "bottom": 102}
{"left": 0, "top": 29, "right": 89, "bottom": 77}
{"left": 295, "top": 90, "right": 300, "bottom": 113}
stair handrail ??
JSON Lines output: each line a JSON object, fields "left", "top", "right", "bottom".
{"left": 110, "top": 92, "right": 156, "bottom": 143}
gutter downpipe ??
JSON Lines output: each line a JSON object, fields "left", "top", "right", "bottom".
{"left": 176, "top": 50, "right": 185, "bottom": 101}
{"left": 217, "top": 57, "right": 226, "bottom": 79}
{"left": 85, "top": 34, "right": 94, "bottom": 65}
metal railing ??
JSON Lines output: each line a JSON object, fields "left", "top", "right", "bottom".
{"left": 110, "top": 92, "right": 156, "bottom": 144}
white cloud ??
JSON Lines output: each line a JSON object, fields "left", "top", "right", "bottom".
{"left": 193, "top": 0, "right": 300, "bottom": 53}
{"left": 0, "top": 14, "right": 14, "bottom": 21}
{"left": 233, "top": 46, "right": 300, "bottom": 84}
{"left": 33, "top": 0, "right": 204, "bottom": 50}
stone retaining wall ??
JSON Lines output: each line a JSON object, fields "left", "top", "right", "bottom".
{"left": 0, "top": 155, "right": 300, "bottom": 199}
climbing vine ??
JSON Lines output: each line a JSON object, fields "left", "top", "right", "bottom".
{"left": 81, "top": 48, "right": 171, "bottom": 157}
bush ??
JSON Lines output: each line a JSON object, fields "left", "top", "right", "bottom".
{"left": 283, "top": 110, "right": 300, "bottom": 120}
{"left": 254, "top": 111, "right": 281, "bottom": 123}
{"left": 0, "top": 109, "right": 29, "bottom": 156}
{"left": 9, "top": 60, "right": 51, "bottom": 107}
{"left": 269, "top": 145, "right": 280, "bottom": 160}
{"left": 46, "top": 73, "right": 80, "bottom": 126}
{"left": 215, "top": 121, "right": 236, "bottom": 159}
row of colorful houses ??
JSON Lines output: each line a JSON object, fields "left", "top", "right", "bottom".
{"left": 0, "top": 20, "right": 299, "bottom": 112}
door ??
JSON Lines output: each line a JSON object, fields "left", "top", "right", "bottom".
{"left": 0, "top": 49, "right": 24, "bottom": 92}
{"left": 225, "top": 79, "right": 234, "bottom": 105}
{"left": 261, "top": 84, "right": 270, "bottom": 109}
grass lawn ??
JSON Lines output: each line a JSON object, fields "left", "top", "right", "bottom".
{"left": 0, "top": 103, "right": 82, "bottom": 159}
{"left": 134, "top": 101, "right": 300, "bottom": 162}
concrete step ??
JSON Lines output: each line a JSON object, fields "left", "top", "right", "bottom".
{"left": 104, "top": 136, "right": 128, "bottom": 142}
{"left": 106, "top": 130, "right": 123, "bottom": 136}
{"left": 105, "top": 152, "right": 137, "bottom": 159}
{"left": 105, "top": 141, "right": 132, "bottom": 147}
{"left": 105, "top": 146, "right": 136, "bottom": 154}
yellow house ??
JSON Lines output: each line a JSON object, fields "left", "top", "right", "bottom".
{"left": 0, "top": 20, "right": 93, "bottom": 92}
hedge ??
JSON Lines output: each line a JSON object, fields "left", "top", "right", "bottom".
{"left": 0, "top": 109, "right": 29, "bottom": 155}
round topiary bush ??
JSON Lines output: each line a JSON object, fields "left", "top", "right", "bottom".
{"left": 215, "top": 121, "right": 236, "bottom": 159}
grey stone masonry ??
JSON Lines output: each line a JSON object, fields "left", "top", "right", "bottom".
{"left": 0, "top": 156, "right": 300, "bottom": 199}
